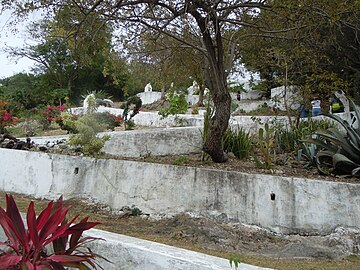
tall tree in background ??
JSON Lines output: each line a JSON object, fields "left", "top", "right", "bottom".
{"left": 5, "top": 5, "right": 127, "bottom": 103}
{"left": 239, "top": 0, "right": 360, "bottom": 102}
{"left": 124, "top": 28, "right": 205, "bottom": 98}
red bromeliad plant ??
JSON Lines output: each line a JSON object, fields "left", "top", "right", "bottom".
{"left": 0, "top": 194, "right": 106, "bottom": 269}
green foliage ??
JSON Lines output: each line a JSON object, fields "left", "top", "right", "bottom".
{"left": 230, "top": 101, "right": 239, "bottom": 113}
{"left": 229, "top": 255, "right": 241, "bottom": 269}
{"left": 158, "top": 90, "right": 188, "bottom": 119}
{"left": 307, "top": 100, "right": 360, "bottom": 177}
{"left": 0, "top": 74, "right": 43, "bottom": 113}
{"left": 59, "top": 112, "right": 79, "bottom": 133}
{"left": 122, "top": 95, "right": 142, "bottom": 130}
{"left": 67, "top": 114, "right": 110, "bottom": 155}
{"left": 130, "top": 205, "right": 143, "bottom": 216}
{"left": 300, "top": 141, "right": 320, "bottom": 168}
{"left": 228, "top": 82, "right": 245, "bottom": 93}
{"left": 255, "top": 123, "right": 275, "bottom": 169}
{"left": 93, "top": 112, "right": 123, "bottom": 131}
{"left": 274, "top": 118, "right": 335, "bottom": 154}
{"left": 223, "top": 128, "right": 253, "bottom": 160}
{"left": 172, "top": 156, "right": 190, "bottom": 166}
{"left": 84, "top": 94, "right": 98, "bottom": 114}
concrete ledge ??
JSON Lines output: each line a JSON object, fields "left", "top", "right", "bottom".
{"left": 85, "top": 229, "right": 271, "bottom": 270}
{"left": 103, "top": 127, "right": 203, "bottom": 157}
{"left": 24, "top": 126, "right": 203, "bottom": 158}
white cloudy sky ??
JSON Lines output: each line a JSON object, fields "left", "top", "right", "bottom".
{"left": 0, "top": 10, "right": 37, "bottom": 79}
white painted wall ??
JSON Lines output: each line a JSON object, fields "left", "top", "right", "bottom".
{"left": 103, "top": 127, "right": 203, "bottom": 157}
{"left": 1, "top": 148, "right": 360, "bottom": 237}
{"left": 0, "top": 221, "right": 270, "bottom": 270}
{"left": 85, "top": 229, "right": 271, "bottom": 270}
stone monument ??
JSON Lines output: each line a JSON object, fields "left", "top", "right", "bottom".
{"left": 144, "top": 83, "right": 153, "bottom": 92}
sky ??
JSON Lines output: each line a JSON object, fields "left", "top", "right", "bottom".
{"left": 0, "top": 10, "right": 37, "bottom": 79}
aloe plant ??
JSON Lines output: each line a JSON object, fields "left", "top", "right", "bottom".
{"left": 307, "top": 99, "right": 360, "bottom": 177}
{"left": 0, "top": 194, "right": 106, "bottom": 269}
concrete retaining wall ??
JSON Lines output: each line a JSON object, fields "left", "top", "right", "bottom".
{"left": 1, "top": 148, "right": 359, "bottom": 235}
{"left": 103, "top": 127, "right": 202, "bottom": 157}
{"left": 26, "top": 127, "right": 203, "bottom": 158}
{"left": 0, "top": 222, "right": 270, "bottom": 270}
{"left": 84, "top": 229, "right": 271, "bottom": 270}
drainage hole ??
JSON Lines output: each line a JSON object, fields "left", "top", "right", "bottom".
{"left": 270, "top": 193, "right": 276, "bottom": 201}
{"left": 74, "top": 167, "right": 79, "bottom": 174}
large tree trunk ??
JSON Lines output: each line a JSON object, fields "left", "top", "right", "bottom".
{"left": 202, "top": 55, "right": 231, "bottom": 163}
{"left": 203, "top": 87, "right": 231, "bottom": 162}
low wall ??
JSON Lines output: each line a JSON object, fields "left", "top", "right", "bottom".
{"left": 25, "top": 127, "right": 203, "bottom": 158}
{"left": 103, "top": 127, "right": 203, "bottom": 157}
{"left": 69, "top": 106, "right": 291, "bottom": 130}
{"left": 84, "top": 229, "right": 271, "bottom": 270}
{"left": 0, "top": 222, "right": 269, "bottom": 270}
{"left": 1, "top": 148, "right": 360, "bottom": 237}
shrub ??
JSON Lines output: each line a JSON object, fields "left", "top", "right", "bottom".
{"left": 43, "top": 105, "right": 67, "bottom": 123}
{"left": 274, "top": 118, "right": 335, "bottom": 154}
{"left": 67, "top": 115, "right": 110, "bottom": 155}
{"left": 58, "top": 112, "right": 79, "bottom": 134}
{"left": 223, "top": 127, "right": 253, "bottom": 160}
{"left": 0, "top": 194, "right": 105, "bottom": 269}
{"left": 122, "top": 95, "right": 142, "bottom": 130}
{"left": 0, "top": 100, "right": 19, "bottom": 134}
{"left": 93, "top": 112, "right": 123, "bottom": 131}
{"left": 158, "top": 90, "right": 187, "bottom": 119}
{"left": 255, "top": 123, "right": 275, "bottom": 169}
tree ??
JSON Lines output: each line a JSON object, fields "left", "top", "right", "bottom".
{"left": 124, "top": 27, "right": 206, "bottom": 101}
{"left": 95, "top": 0, "right": 272, "bottom": 162}
{"left": 4, "top": 5, "right": 125, "bottom": 103}
{"left": 3, "top": 0, "right": 289, "bottom": 162}
{"left": 239, "top": 0, "right": 360, "bottom": 102}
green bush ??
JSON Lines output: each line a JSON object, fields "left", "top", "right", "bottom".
{"left": 274, "top": 118, "right": 335, "bottom": 154}
{"left": 223, "top": 127, "right": 253, "bottom": 160}
{"left": 67, "top": 114, "right": 110, "bottom": 155}
{"left": 158, "top": 90, "right": 188, "bottom": 118}
{"left": 93, "top": 112, "right": 123, "bottom": 130}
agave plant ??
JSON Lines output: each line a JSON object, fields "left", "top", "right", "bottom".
{"left": 0, "top": 194, "right": 106, "bottom": 269}
{"left": 307, "top": 99, "right": 360, "bottom": 177}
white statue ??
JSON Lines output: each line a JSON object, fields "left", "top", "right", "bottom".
{"left": 144, "top": 82, "right": 152, "bottom": 92}
{"left": 187, "top": 80, "right": 199, "bottom": 95}
{"left": 334, "top": 90, "right": 350, "bottom": 114}
{"left": 83, "top": 93, "right": 97, "bottom": 113}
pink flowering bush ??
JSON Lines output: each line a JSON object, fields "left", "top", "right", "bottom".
{"left": 43, "top": 105, "right": 67, "bottom": 122}
{"left": 0, "top": 101, "right": 19, "bottom": 134}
